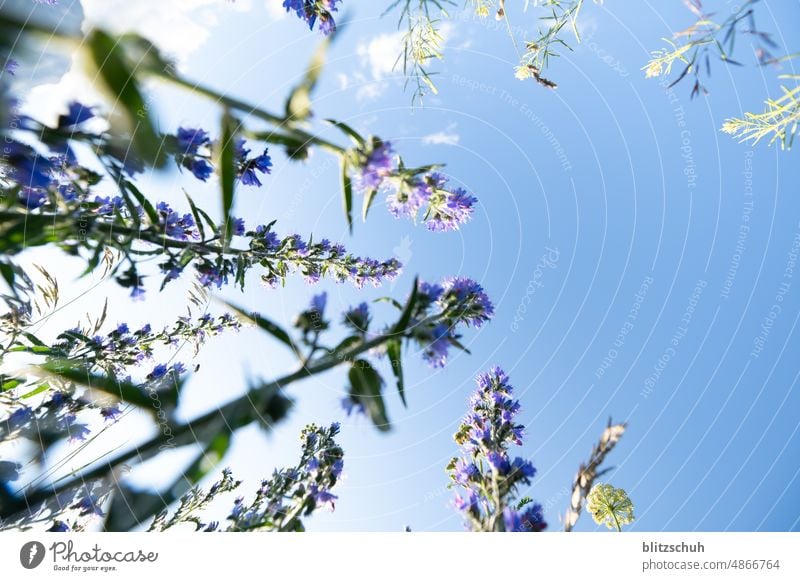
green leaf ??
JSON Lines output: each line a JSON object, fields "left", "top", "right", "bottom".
{"left": 373, "top": 296, "right": 403, "bottom": 310}
{"left": 362, "top": 187, "right": 378, "bottom": 222}
{"left": 340, "top": 156, "right": 354, "bottom": 234}
{"left": 126, "top": 181, "right": 160, "bottom": 226}
{"left": 348, "top": 360, "right": 390, "bottom": 431}
{"left": 40, "top": 361, "right": 170, "bottom": 411}
{"left": 184, "top": 191, "right": 206, "bottom": 241}
{"left": 186, "top": 433, "right": 231, "bottom": 482}
{"left": 392, "top": 276, "right": 419, "bottom": 335}
{"left": 85, "top": 29, "right": 167, "bottom": 169}
{"left": 222, "top": 301, "right": 300, "bottom": 356}
{"left": 325, "top": 119, "right": 366, "bottom": 146}
{"left": 0, "top": 377, "right": 25, "bottom": 392}
{"left": 21, "top": 382, "right": 51, "bottom": 399}
{"left": 0, "top": 261, "right": 16, "bottom": 289}
{"left": 285, "top": 37, "right": 331, "bottom": 123}
{"left": 386, "top": 338, "right": 406, "bottom": 407}
{"left": 246, "top": 131, "right": 309, "bottom": 160}
{"left": 329, "top": 335, "right": 362, "bottom": 361}
{"left": 116, "top": 33, "right": 176, "bottom": 76}
{"left": 218, "top": 109, "right": 238, "bottom": 243}
{"left": 0, "top": 215, "right": 65, "bottom": 254}
{"left": 105, "top": 435, "right": 228, "bottom": 531}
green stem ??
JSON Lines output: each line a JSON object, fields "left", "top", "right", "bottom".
{"left": 8, "top": 328, "right": 407, "bottom": 514}
{"left": 149, "top": 73, "right": 345, "bottom": 155}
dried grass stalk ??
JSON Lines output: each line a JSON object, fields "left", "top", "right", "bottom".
{"left": 563, "top": 418, "right": 626, "bottom": 531}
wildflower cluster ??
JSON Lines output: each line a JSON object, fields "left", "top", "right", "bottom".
{"left": 149, "top": 423, "right": 343, "bottom": 531}
{"left": 283, "top": 0, "right": 341, "bottom": 36}
{"left": 2, "top": 389, "right": 97, "bottom": 445}
{"left": 722, "top": 85, "right": 800, "bottom": 149}
{"left": 587, "top": 483, "right": 634, "bottom": 532}
{"left": 448, "top": 367, "right": 546, "bottom": 532}
{"left": 165, "top": 126, "right": 274, "bottom": 186}
{"left": 643, "top": 0, "right": 779, "bottom": 98}
{"left": 0, "top": 312, "right": 242, "bottom": 466}
{"left": 48, "top": 312, "right": 242, "bottom": 373}
{"left": 348, "top": 138, "right": 477, "bottom": 231}
{"left": 514, "top": 0, "right": 604, "bottom": 89}
{"left": 341, "top": 275, "right": 496, "bottom": 421}
{"left": 38, "top": 481, "right": 116, "bottom": 533}
{"left": 0, "top": 112, "right": 402, "bottom": 297}
{"left": 410, "top": 277, "right": 494, "bottom": 367}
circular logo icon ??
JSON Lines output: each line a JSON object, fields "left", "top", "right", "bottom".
{"left": 19, "top": 541, "right": 46, "bottom": 570}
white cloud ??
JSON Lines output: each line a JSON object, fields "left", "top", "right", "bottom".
{"left": 264, "top": 0, "right": 287, "bottom": 21}
{"left": 422, "top": 131, "right": 460, "bottom": 146}
{"left": 19, "top": 0, "right": 258, "bottom": 121}
{"left": 350, "top": 21, "right": 456, "bottom": 102}
{"left": 356, "top": 81, "right": 389, "bottom": 102}
{"left": 80, "top": 0, "right": 252, "bottom": 65}
{"left": 422, "top": 123, "right": 460, "bottom": 146}
{"left": 356, "top": 31, "right": 404, "bottom": 80}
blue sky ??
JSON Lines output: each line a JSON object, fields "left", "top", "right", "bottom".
{"left": 14, "top": 0, "right": 800, "bottom": 531}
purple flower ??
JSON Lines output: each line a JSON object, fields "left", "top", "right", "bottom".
{"left": 449, "top": 367, "right": 545, "bottom": 531}
{"left": 5, "top": 141, "right": 55, "bottom": 191}
{"left": 235, "top": 139, "right": 272, "bottom": 187}
{"left": 173, "top": 127, "right": 214, "bottom": 181}
{"left": 255, "top": 226, "right": 281, "bottom": 251}
{"left": 19, "top": 188, "right": 48, "bottom": 209}
{"left": 7, "top": 406, "right": 33, "bottom": 430}
{"left": 356, "top": 141, "right": 394, "bottom": 192}
{"left": 47, "top": 520, "right": 70, "bottom": 532}
{"left": 4, "top": 59, "right": 18, "bottom": 76}
{"left": 73, "top": 493, "right": 105, "bottom": 517}
{"left": 58, "top": 101, "right": 95, "bottom": 129}
{"left": 306, "top": 292, "right": 326, "bottom": 318}
{"left": 100, "top": 405, "right": 122, "bottom": 422}
{"left": 189, "top": 158, "right": 214, "bottom": 181}
{"left": 149, "top": 364, "right": 168, "bottom": 380}
{"left": 176, "top": 127, "right": 210, "bottom": 154}
{"left": 341, "top": 397, "right": 365, "bottom": 416}
{"left": 454, "top": 489, "right": 479, "bottom": 513}
{"left": 196, "top": 262, "right": 229, "bottom": 288}
{"left": 310, "top": 485, "right": 337, "bottom": 511}
{"left": 62, "top": 414, "right": 90, "bottom": 442}
{"left": 94, "top": 195, "right": 123, "bottom": 215}
{"left": 426, "top": 187, "right": 477, "bottom": 232}
{"left": 519, "top": 503, "right": 546, "bottom": 532}
{"left": 233, "top": 217, "right": 246, "bottom": 236}
{"left": 343, "top": 302, "right": 370, "bottom": 332}
{"left": 157, "top": 202, "right": 199, "bottom": 240}
{"left": 57, "top": 184, "right": 77, "bottom": 201}
{"left": 417, "top": 280, "right": 444, "bottom": 303}
{"left": 487, "top": 451, "right": 511, "bottom": 475}
{"left": 130, "top": 286, "right": 146, "bottom": 301}
{"left": 387, "top": 178, "right": 431, "bottom": 219}
{"left": 0, "top": 460, "right": 21, "bottom": 483}
{"left": 477, "top": 366, "right": 508, "bottom": 391}
{"left": 422, "top": 323, "right": 451, "bottom": 368}
{"left": 283, "top": 0, "right": 341, "bottom": 35}
{"left": 439, "top": 277, "right": 494, "bottom": 327}
{"left": 503, "top": 507, "right": 522, "bottom": 531}
{"left": 453, "top": 460, "right": 479, "bottom": 485}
